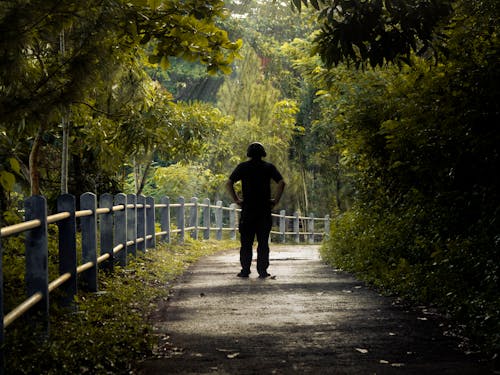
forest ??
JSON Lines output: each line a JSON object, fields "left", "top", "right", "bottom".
{"left": 1, "top": 0, "right": 499, "bottom": 362}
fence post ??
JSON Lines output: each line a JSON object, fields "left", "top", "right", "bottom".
{"left": 216, "top": 200, "right": 223, "bottom": 240}
{"left": 160, "top": 196, "right": 170, "bottom": 244}
{"left": 294, "top": 212, "right": 300, "bottom": 243}
{"left": 126, "top": 194, "right": 137, "bottom": 257}
{"left": 24, "top": 195, "right": 49, "bottom": 335}
{"left": 324, "top": 215, "right": 330, "bottom": 240}
{"left": 178, "top": 196, "right": 185, "bottom": 244}
{"left": 203, "top": 198, "right": 210, "bottom": 240}
{"left": 146, "top": 196, "right": 156, "bottom": 249}
{"left": 1, "top": 236, "right": 5, "bottom": 370}
{"left": 114, "top": 193, "right": 127, "bottom": 267}
{"left": 99, "top": 193, "right": 114, "bottom": 273}
{"left": 229, "top": 203, "right": 237, "bottom": 241}
{"left": 279, "top": 209, "right": 286, "bottom": 243}
{"left": 308, "top": 213, "right": 315, "bottom": 244}
{"left": 190, "top": 197, "right": 198, "bottom": 240}
{"left": 56, "top": 194, "right": 77, "bottom": 307}
{"left": 80, "top": 192, "right": 98, "bottom": 292}
{"left": 137, "top": 195, "right": 146, "bottom": 253}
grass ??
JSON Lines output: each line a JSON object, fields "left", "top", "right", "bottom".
{"left": 4, "top": 238, "right": 239, "bottom": 374}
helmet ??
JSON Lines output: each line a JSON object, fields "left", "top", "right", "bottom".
{"left": 246, "top": 142, "right": 267, "bottom": 158}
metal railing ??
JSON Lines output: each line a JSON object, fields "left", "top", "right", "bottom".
{"left": 0, "top": 191, "right": 329, "bottom": 369}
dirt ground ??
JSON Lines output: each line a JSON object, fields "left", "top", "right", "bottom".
{"left": 137, "top": 245, "right": 495, "bottom": 374}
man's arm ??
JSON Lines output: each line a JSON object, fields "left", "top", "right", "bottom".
{"left": 271, "top": 179, "right": 286, "bottom": 208}
{"left": 226, "top": 179, "right": 243, "bottom": 206}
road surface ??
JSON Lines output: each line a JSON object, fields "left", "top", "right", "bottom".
{"left": 138, "top": 245, "right": 493, "bottom": 374}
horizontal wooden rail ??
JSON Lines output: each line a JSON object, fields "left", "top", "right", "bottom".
{"left": 3, "top": 292, "right": 43, "bottom": 329}
{"left": 1, "top": 219, "right": 41, "bottom": 237}
{"left": 48, "top": 273, "right": 72, "bottom": 292}
{"left": 47, "top": 212, "right": 71, "bottom": 224}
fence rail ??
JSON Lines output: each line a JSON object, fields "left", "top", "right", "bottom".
{"left": 0, "top": 192, "right": 329, "bottom": 368}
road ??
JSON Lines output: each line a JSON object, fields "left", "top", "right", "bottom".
{"left": 138, "top": 245, "right": 493, "bottom": 374}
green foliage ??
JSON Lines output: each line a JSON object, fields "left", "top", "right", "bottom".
{"left": 4, "top": 238, "right": 238, "bottom": 374}
{"left": 320, "top": 0, "right": 500, "bottom": 356}
{"left": 145, "top": 162, "right": 223, "bottom": 201}
{"left": 0, "top": 0, "right": 241, "bottom": 203}
{"left": 291, "top": 0, "right": 454, "bottom": 67}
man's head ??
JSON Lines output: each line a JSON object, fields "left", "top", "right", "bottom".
{"left": 247, "top": 142, "right": 267, "bottom": 159}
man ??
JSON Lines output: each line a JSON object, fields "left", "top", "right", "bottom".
{"left": 226, "top": 142, "right": 286, "bottom": 278}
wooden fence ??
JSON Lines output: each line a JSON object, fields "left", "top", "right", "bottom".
{"left": 0, "top": 192, "right": 329, "bottom": 369}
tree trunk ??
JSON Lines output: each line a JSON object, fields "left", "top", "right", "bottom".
{"left": 136, "top": 154, "right": 153, "bottom": 196}
{"left": 301, "top": 167, "right": 309, "bottom": 215}
{"left": 29, "top": 127, "right": 43, "bottom": 196}
{"left": 60, "top": 114, "right": 70, "bottom": 194}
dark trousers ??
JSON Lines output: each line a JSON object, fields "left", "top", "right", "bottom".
{"left": 239, "top": 211, "right": 272, "bottom": 275}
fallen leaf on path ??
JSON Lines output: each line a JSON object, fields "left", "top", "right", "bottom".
{"left": 342, "top": 290, "right": 352, "bottom": 293}
{"left": 355, "top": 348, "right": 369, "bottom": 354}
{"left": 417, "top": 317, "right": 428, "bottom": 321}
{"left": 389, "top": 332, "right": 396, "bottom": 336}
{"left": 379, "top": 360, "right": 390, "bottom": 364}
{"left": 391, "top": 363, "right": 405, "bottom": 367}
{"left": 216, "top": 348, "right": 235, "bottom": 352}
{"left": 227, "top": 352, "right": 240, "bottom": 359}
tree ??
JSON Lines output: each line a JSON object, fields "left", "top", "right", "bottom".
{"left": 318, "top": 0, "right": 500, "bottom": 355}
{"left": 0, "top": 0, "right": 241, "bottom": 202}
{"left": 291, "top": 0, "right": 454, "bottom": 67}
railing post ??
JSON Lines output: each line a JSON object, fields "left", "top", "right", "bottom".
{"left": 24, "top": 195, "right": 49, "bottom": 334}
{"left": 114, "top": 193, "right": 127, "bottom": 267}
{"left": 126, "top": 194, "right": 137, "bottom": 257}
{"left": 308, "top": 213, "right": 315, "bottom": 244}
{"left": 99, "top": 193, "right": 114, "bottom": 273}
{"left": 280, "top": 209, "right": 286, "bottom": 243}
{"left": 160, "top": 196, "right": 170, "bottom": 244}
{"left": 146, "top": 196, "right": 156, "bottom": 249}
{"left": 1, "top": 236, "right": 5, "bottom": 370}
{"left": 203, "top": 198, "right": 210, "bottom": 240}
{"left": 80, "top": 192, "right": 98, "bottom": 292}
{"left": 324, "top": 215, "right": 330, "bottom": 240}
{"left": 57, "top": 194, "right": 77, "bottom": 307}
{"left": 294, "top": 212, "right": 300, "bottom": 243}
{"left": 190, "top": 197, "right": 199, "bottom": 240}
{"left": 178, "top": 196, "right": 185, "bottom": 244}
{"left": 229, "top": 203, "right": 237, "bottom": 241}
{"left": 216, "top": 200, "right": 223, "bottom": 241}
{"left": 137, "top": 195, "right": 146, "bottom": 253}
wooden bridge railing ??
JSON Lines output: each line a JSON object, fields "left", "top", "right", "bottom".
{"left": 0, "top": 191, "right": 329, "bottom": 368}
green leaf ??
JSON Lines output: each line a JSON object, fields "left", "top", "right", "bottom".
{"left": 292, "top": 0, "right": 302, "bottom": 12}
{"left": 8, "top": 158, "right": 20, "bottom": 173}
{"left": 310, "top": 0, "right": 320, "bottom": 10}
{"left": 0, "top": 171, "right": 15, "bottom": 191}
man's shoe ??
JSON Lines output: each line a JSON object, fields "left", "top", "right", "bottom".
{"left": 258, "top": 273, "right": 271, "bottom": 278}
{"left": 237, "top": 271, "right": 250, "bottom": 278}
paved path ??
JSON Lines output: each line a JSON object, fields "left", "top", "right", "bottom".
{"left": 138, "top": 245, "right": 493, "bottom": 374}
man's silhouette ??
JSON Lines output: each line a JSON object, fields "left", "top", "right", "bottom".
{"left": 226, "top": 142, "right": 285, "bottom": 278}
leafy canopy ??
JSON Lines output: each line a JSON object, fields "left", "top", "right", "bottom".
{"left": 291, "top": 0, "right": 453, "bottom": 67}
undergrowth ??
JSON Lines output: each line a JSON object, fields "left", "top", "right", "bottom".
{"left": 320, "top": 207, "right": 500, "bottom": 360}
{"left": 4, "top": 238, "right": 238, "bottom": 374}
